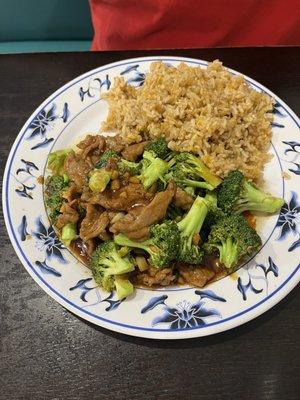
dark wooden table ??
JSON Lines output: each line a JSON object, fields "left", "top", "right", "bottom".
{"left": 1, "top": 48, "right": 299, "bottom": 400}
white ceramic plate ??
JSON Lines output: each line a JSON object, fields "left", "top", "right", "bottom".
{"left": 3, "top": 56, "right": 300, "bottom": 339}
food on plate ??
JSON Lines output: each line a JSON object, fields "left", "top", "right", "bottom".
{"left": 203, "top": 214, "right": 261, "bottom": 270}
{"left": 217, "top": 170, "right": 285, "bottom": 214}
{"left": 102, "top": 60, "right": 274, "bottom": 182}
{"left": 44, "top": 60, "right": 284, "bottom": 300}
{"left": 45, "top": 137, "right": 283, "bottom": 300}
{"left": 90, "top": 241, "right": 135, "bottom": 299}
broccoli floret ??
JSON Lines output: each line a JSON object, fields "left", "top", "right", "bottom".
{"left": 175, "top": 152, "right": 222, "bottom": 188}
{"left": 203, "top": 206, "right": 225, "bottom": 234}
{"left": 95, "top": 150, "right": 119, "bottom": 169}
{"left": 45, "top": 175, "right": 69, "bottom": 223}
{"left": 114, "top": 276, "right": 134, "bottom": 300}
{"left": 89, "top": 169, "right": 111, "bottom": 192}
{"left": 145, "top": 138, "right": 171, "bottom": 159}
{"left": 114, "top": 220, "right": 180, "bottom": 268}
{"left": 203, "top": 192, "right": 226, "bottom": 232}
{"left": 45, "top": 174, "right": 69, "bottom": 195}
{"left": 168, "top": 152, "right": 222, "bottom": 192}
{"left": 48, "top": 149, "right": 72, "bottom": 175}
{"left": 90, "top": 241, "right": 135, "bottom": 297}
{"left": 138, "top": 150, "right": 170, "bottom": 189}
{"left": 177, "top": 196, "right": 209, "bottom": 264}
{"left": 182, "top": 186, "right": 196, "bottom": 197}
{"left": 61, "top": 222, "right": 78, "bottom": 246}
{"left": 169, "top": 163, "right": 214, "bottom": 191}
{"left": 204, "top": 214, "right": 262, "bottom": 269}
{"left": 118, "top": 159, "right": 141, "bottom": 175}
{"left": 217, "top": 170, "right": 284, "bottom": 214}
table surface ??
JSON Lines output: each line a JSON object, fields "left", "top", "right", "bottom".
{"left": 0, "top": 47, "right": 299, "bottom": 400}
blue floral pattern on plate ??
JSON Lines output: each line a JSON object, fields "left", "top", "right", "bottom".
{"left": 32, "top": 217, "right": 67, "bottom": 263}
{"left": 280, "top": 141, "right": 300, "bottom": 176}
{"left": 70, "top": 279, "right": 122, "bottom": 311}
{"left": 276, "top": 191, "right": 300, "bottom": 251}
{"left": 26, "top": 102, "right": 70, "bottom": 149}
{"left": 14, "top": 180, "right": 36, "bottom": 199}
{"left": 18, "top": 215, "right": 29, "bottom": 241}
{"left": 18, "top": 216, "right": 67, "bottom": 277}
{"left": 237, "top": 257, "right": 279, "bottom": 300}
{"left": 79, "top": 76, "right": 111, "bottom": 101}
{"left": 121, "top": 64, "right": 146, "bottom": 86}
{"left": 13, "top": 159, "right": 39, "bottom": 199}
{"left": 35, "top": 260, "right": 62, "bottom": 277}
{"left": 141, "top": 290, "right": 226, "bottom": 329}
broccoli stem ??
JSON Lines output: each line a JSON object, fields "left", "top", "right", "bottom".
{"left": 114, "top": 235, "right": 165, "bottom": 266}
{"left": 177, "top": 196, "right": 209, "bottom": 246}
{"left": 191, "top": 156, "right": 222, "bottom": 188}
{"left": 217, "top": 237, "right": 239, "bottom": 269}
{"left": 238, "top": 181, "right": 284, "bottom": 213}
{"left": 204, "top": 191, "right": 218, "bottom": 207}
{"left": 181, "top": 178, "right": 214, "bottom": 191}
{"left": 114, "top": 234, "right": 152, "bottom": 254}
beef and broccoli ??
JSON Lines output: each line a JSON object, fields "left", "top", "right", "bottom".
{"left": 44, "top": 134, "right": 284, "bottom": 300}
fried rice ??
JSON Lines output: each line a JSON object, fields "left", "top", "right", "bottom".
{"left": 102, "top": 60, "right": 274, "bottom": 182}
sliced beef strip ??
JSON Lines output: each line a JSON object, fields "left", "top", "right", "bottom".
{"left": 123, "top": 226, "right": 150, "bottom": 241}
{"left": 98, "top": 231, "right": 112, "bottom": 241}
{"left": 107, "top": 211, "right": 151, "bottom": 240}
{"left": 134, "top": 266, "right": 176, "bottom": 287}
{"left": 83, "top": 183, "right": 153, "bottom": 212}
{"left": 76, "top": 134, "right": 106, "bottom": 158}
{"left": 121, "top": 141, "right": 149, "bottom": 161}
{"left": 105, "top": 135, "right": 124, "bottom": 153}
{"left": 64, "top": 153, "right": 92, "bottom": 189}
{"left": 105, "top": 157, "right": 119, "bottom": 171}
{"left": 178, "top": 264, "right": 216, "bottom": 287}
{"left": 79, "top": 204, "right": 110, "bottom": 241}
{"left": 62, "top": 183, "right": 79, "bottom": 203}
{"left": 56, "top": 203, "right": 79, "bottom": 229}
{"left": 173, "top": 187, "right": 194, "bottom": 210}
{"left": 107, "top": 211, "right": 124, "bottom": 222}
{"left": 110, "top": 182, "right": 176, "bottom": 235}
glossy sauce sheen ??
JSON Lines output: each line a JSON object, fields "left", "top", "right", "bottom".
{"left": 72, "top": 239, "right": 91, "bottom": 265}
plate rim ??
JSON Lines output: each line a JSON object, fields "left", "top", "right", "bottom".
{"left": 2, "top": 55, "right": 300, "bottom": 339}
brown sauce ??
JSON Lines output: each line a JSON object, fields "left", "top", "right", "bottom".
{"left": 71, "top": 239, "right": 91, "bottom": 266}
{"left": 243, "top": 211, "right": 256, "bottom": 228}
{"left": 69, "top": 240, "right": 236, "bottom": 289}
{"left": 37, "top": 175, "right": 44, "bottom": 184}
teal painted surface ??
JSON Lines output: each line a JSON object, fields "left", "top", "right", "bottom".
{"left": 0, "top": 0, "right": 93, "bottom": 43}
{"left": 0, "top": 41, "right": 91, "bottom": 54}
